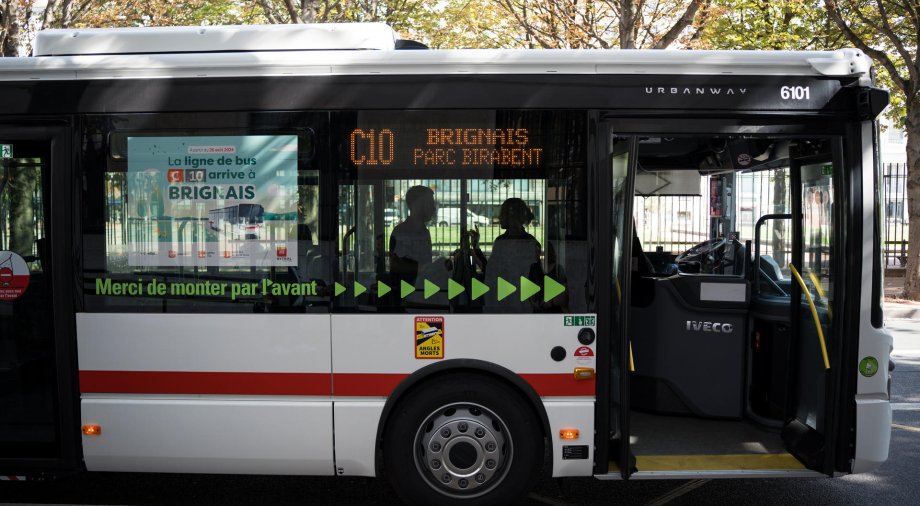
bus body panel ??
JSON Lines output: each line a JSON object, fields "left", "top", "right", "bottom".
{"left": 76, "top": 313, "right": 331, "bottom": 376}
{"left": 852, "top": 121, "right": 893, "bottom": 473}
{"left": 544, "top": 401, "right": 595, "bottom": 477}
{"left": 330, "top": 314, "right": 596, "bottom": 389}
{"left": 81, "top": 397, "right": 334, "bottom": 475}
{"left": 76, "top": 313, "right": 334, "bottom": 473}
{"left": 330, "top": 314, "right": 597, "bottom": 478}
{"left": 333, "top": 401, "right": 385, "bottom": 476}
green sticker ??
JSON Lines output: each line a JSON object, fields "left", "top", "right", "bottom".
{"left": 497, "top": 277, "right": 516, "bottom": 301}
{"left": 471, "top": 278, "right": 489, "bottom": 300}
{"left": 424, "top": 279, "right": 440, "bottom": 299}
{"left": 564, "top": 315, "right": 596, "bottom": 327}
{"left": 544, "top": 275, "right": 566, "bottom": 302}
{"left": 859, "top": 356, "right": 879, "bottom": 378}
{"left": 520, "top": 276, "right": 540, "bottom": 302}
{"left": 447, "top": 279, "right": 464, "bottom": 300}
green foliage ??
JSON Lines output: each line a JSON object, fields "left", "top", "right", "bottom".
{"left": 824, "top": 0, "right": 917, "bottom": 128}
{"left": 492, "top": 1, "right": 709, "bottom": 49}
{"left": 696, "top": 0, "right": 844, "bottom": 50}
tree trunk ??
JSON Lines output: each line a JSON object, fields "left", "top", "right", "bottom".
{"left": 619, "top": 0, "right": 637, "bottom": 49}
{"left": 902, "top": 99, "right": 920, "bottom": 300}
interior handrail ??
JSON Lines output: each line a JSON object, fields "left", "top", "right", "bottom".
{"left": 790, "top": 263, "right": 831, "bottom": 370}
{"left": 806, "top": 270, "right": 833, "bottom": 322}
{"left": 753, "top": 213, "right": 792, "bottom": 295}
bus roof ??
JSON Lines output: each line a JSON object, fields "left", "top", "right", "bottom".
{"left": 1, "top": 24, "right": 871, "bottom": 83}
{"left": 33, "top": 23, "right": 400, "bottom": 55}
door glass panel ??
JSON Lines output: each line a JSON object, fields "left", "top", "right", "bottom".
{"left": 796, "top": 162, "right": 835, "bottom": 429}
{"left": 609, "top": 138, "right": 630, "bottom": 461}
{"left": 0, "top": 142, "right": 59, "bottom": 458}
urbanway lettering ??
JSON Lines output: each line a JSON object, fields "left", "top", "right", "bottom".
{"left": 645, "top": 87, "right": 748, "bottom": 96}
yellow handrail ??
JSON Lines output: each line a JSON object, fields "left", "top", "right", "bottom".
{"left": 790, "top": 264, "right": 831, "bottom": 370}
{"left": 629, "top": 341, "right": 636, "bottom": 372}
{"left": 807, "top": 270, "right": 832, "bottom": 322}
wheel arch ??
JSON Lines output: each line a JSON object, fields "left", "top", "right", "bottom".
{"left": 374, "top": 359, "right": 552, "bottom": 472}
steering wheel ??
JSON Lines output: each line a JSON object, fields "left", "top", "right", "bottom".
{"left": 675, "top": 238, "right": 727, "bottom": 273}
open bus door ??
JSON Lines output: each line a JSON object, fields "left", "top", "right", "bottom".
{"left": 778, "top": 146, "right": 843, "bottom": 473}
{"left": 0, "top": 125, "right": 79, "bottom": 478}
{"left": 748, "top": 142, "right": 844, "bottom": 474}
{"left": 600, "top": 118, "right": 849, "bottom": 478}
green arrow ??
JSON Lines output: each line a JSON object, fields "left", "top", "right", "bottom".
{"left": 377, "top": 280, "right": 391, "bottom": 298}
{"left": 520, "top": 276, "right": 540, "bottom": 301}
{"left": 544, "top": 275, "right": 565, "bottom": 302}
{"left": 471, "top": 278, "right": 489, "bottom": 301}
{"left": 334, "top": 282, "right": 346, "bottom": 297}
{"left": 424, "top": 279, "right": 440, "bottom": 299}
{"left": 400, "top": 280, "right": 416, "bottom": 298}
{"left": 354, "top": 281, "right": 366, "bottom": 297}
{"left": 447, "top": 279, "right": 465, "bottom": 300}
{"left": 497, "top": 277, "right": 516, "bottom": 301}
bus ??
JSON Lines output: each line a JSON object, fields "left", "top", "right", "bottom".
{"left": 0, "top": 23, "right": 893, "bottom": 505}
{"left": 208, "top": 203, "right": 265, "bottom": 238}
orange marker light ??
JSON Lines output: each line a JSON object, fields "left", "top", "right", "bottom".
{"left": 82, "top": 425, "right": 102, "bottom": 436}
{"left": 559, "top": 429, "right": 580, "bottom": 440}
{"left": 573, "top": 367, "right": 595, "bottom": 380}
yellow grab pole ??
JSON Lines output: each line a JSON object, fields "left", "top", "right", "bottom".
{"left": 807, "top": 270, "right": 832, "bottom": 322}
{"left": 790, "top": 264, "right": 831, "bottom": 370}
{"left": 629, "top": 341, "right": 635, "bottom": 372}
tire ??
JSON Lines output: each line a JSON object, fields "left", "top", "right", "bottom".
{"left": 439, "top": 221, "right": 449, "bottom": 227}
{"left": 383, "top": 374, "right": 544, "bottom": 506}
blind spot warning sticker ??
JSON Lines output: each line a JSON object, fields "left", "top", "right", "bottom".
{"left": 415, "top": 316, "right": 444, "bottom": 359}
{"left": 0, "top": 251, "right": 30, "bottom": 301}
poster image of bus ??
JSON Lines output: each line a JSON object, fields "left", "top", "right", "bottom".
{"left": 126, "top": 135, "right": 298, "bottom": 267}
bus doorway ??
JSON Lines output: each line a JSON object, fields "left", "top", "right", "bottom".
{"left": 0, "top": 127, "right": 77, "bottom": 476}
{"left": 615, "top": 131, "right": 844, "bottom": 477}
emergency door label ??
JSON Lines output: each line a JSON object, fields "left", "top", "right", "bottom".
{"left": 415, "top": 316, "right": 444, "bottom": 359}
{"left": 0, "top": 251, "right": 30, "bottom": 301}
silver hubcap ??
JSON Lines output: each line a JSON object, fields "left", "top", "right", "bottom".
{"left": 414, "top": 403, "right": 511, "bottom": 497}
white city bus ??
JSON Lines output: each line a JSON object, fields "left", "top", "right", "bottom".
{"left": 0, "top": 24, "right": 893, "bottom": 504}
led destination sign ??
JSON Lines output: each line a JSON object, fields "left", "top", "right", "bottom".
{"left": 348, "top": 124, "right": 545, "bottom": 169}
{"left": 349, "top": 127, "right": 543, "bottom": 168}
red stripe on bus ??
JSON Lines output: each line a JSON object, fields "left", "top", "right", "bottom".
{"left": 79, "top": 371, "right": 332, "bottom": 396}
{"left": 332, "top": 373, "right": 593, "bottom": 397}
{"left": 333, "top": 373, "right": 406, "bottom": 396}
{"left": 79, "top": 371, "right": 594, "bottom": 397}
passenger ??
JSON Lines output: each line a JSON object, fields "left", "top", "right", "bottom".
{"left": 480, "top": 198, "right": 542, "bottom": 312}
{"left": 389, "top": 186, "right": 436, "bottom": 286}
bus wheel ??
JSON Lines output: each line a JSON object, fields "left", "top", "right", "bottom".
{"left": 383, "top": 375, "right": 543, "bottom": 505}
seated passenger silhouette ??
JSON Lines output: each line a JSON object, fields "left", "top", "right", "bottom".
{"left": 482, "top": 198, "right": 542, "bottom": 312}
{"left": 389, "top": 186, "right": 436, "bottom": 287}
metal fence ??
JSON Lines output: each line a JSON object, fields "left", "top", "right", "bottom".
{"left": 635, "top": 169, "right": 793, "bottom": 266}
{"left": 883, "top": 163, "right": 909, "bottom": 267}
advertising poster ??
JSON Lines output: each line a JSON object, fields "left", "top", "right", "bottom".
{"left": 127, "top": 135, "right": 298, "bottom": 267}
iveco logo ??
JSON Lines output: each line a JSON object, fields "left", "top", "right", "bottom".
{"left": 686, "top": 321, "right": 734, "bottom": 333}
{"left": 645, "top": 87, "right": 748, "bottom": 96}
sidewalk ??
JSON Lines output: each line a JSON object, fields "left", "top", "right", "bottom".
{"left": 885, "top": 270, "right": 920, "bottom": 319}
